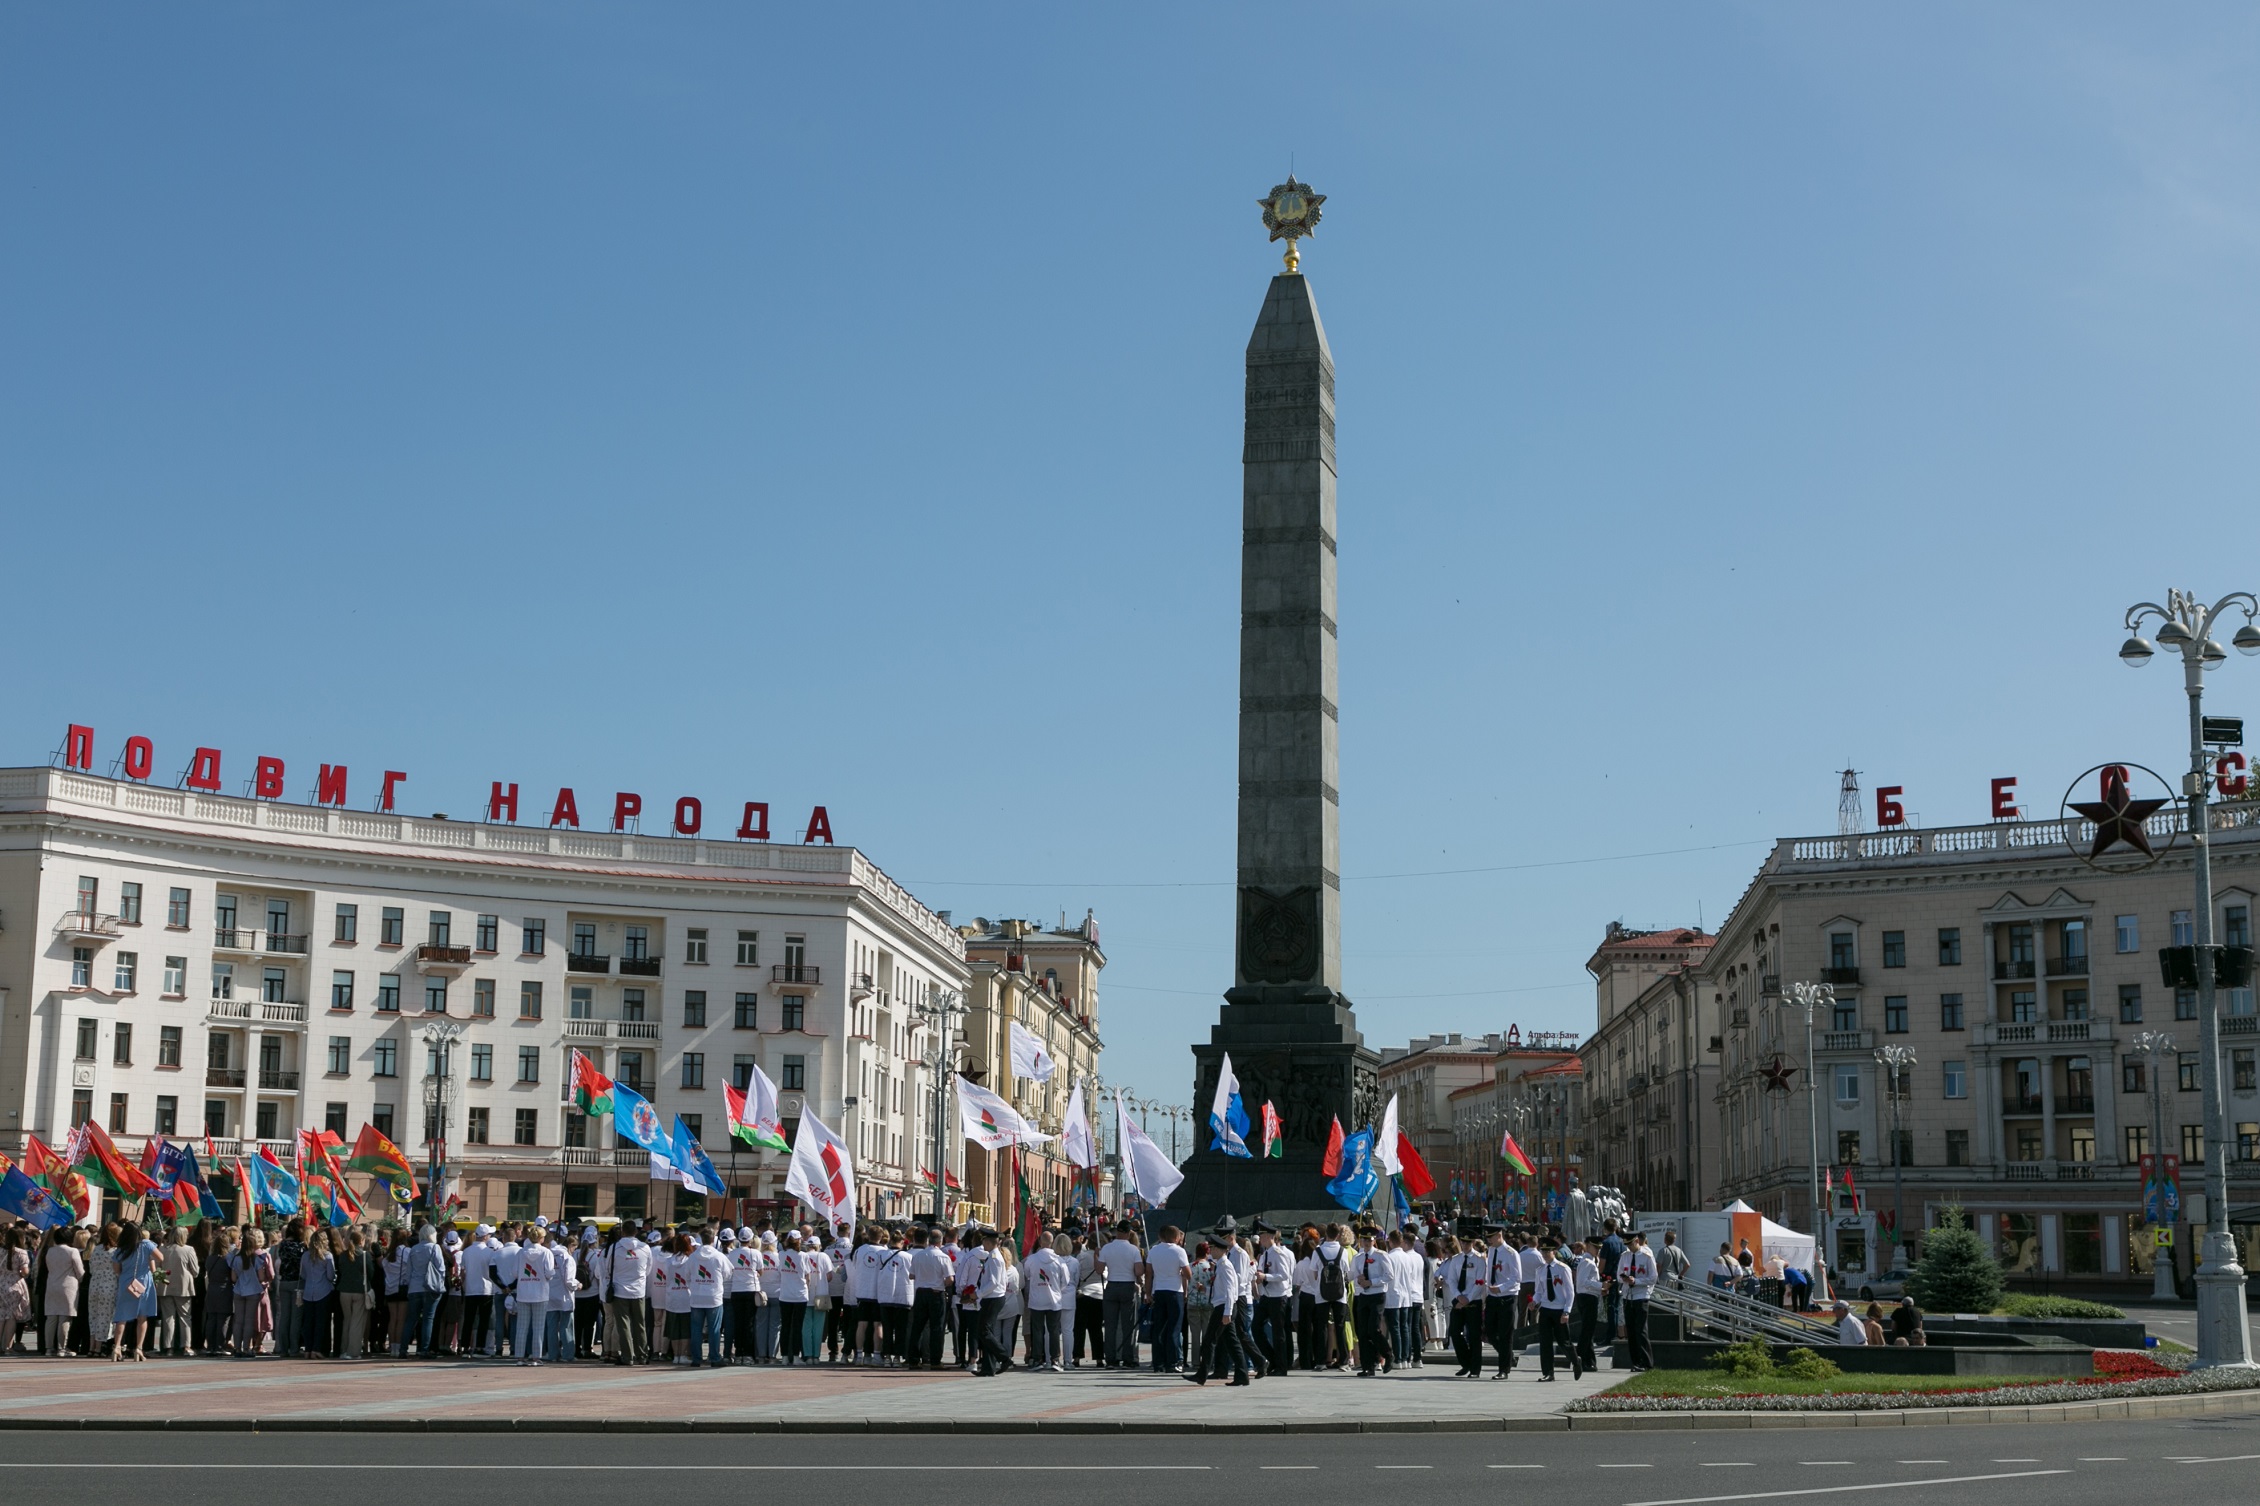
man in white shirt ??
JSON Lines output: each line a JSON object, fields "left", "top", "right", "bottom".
{"left": 1071, "top": 1229, "right": 1106, "bottom": 1366}
{"left": 905, "top": 1226, "right": 952, "bottom": 1370}
{"left": 1146, "top": 1226, "right": 1192, "bottom": 1373}
{"left": 1309, "top": 1223, "right": 1352, "bottom": 1371}
{"left": 1533, "top": 1240, "right": 1576, "bottom": 1380}
{"left": 544, "top": 1230, "right": 582, "bottom": 1363}
{"left": 876, "top": 1229, "right": 914, "bottom": 1367}
{"left": 1186, "top": 1220, "right": 1250, "bottom": 1386}
{"left": 1518, "top": 1231, "right": 1547, "bottom": 1329}
{"left": 605, "top": 1226, "right": 653, "bottom": 1366}
{"left": 459, "top": 1225, "right": 498, "bottom": 1357}
{"left": 1096, "top": 1222, "right": 1146, "bottom": 1368}
{"left": 1022, "top": 1231, "right": 1072, "bottom": 1372}
{"left": 851, "top": 1228, "right": 888, "bottom": 1364}
{"left": 1251, "top": 1222, "right": 1295, "bottom": 1377}
{"left": 1351, "top": 1226, "right": 1393, "bottom": 1376}
{"left": 1483, "top": 1226, "right": 1522, "bottom": 1377}
{"left": 1442, "top": 1233, "right": 1489, "bottom": 1376}
{"left": 685, "top": 1235, "right": 728, "bottom": 1368}
{"left": 725, "top": 1229, "right": 763, "bottom": 1365}
{"left": 511, "top": 1229, "right": 555, "bottom": 1366}
{"left": 1833, "top": 1300, "right": 1869, "bottom": 1346}
{"left": 968, "top": 1227, "right": 1014, "bottom": 1376}
{"left": 1384, "top": 1230, "right": 1423, "bottom": 1368}
{"left": 1570, "top": 1240, "right": 1605, "bottom": 1374}
{"left": 1618, "top": 1230, "right": 1659, "bottom": 1372}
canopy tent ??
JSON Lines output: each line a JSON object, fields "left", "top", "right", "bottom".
{"left": 1637, "top": 1203, "right": 1818, "bottom": 1276}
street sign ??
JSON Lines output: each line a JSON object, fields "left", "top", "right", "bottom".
{"left": 2156, "top": 1226, "right": 2175, "bottom": 1248}
{"left": 2204, "top": 716, "right": 2244, "bottom": 747}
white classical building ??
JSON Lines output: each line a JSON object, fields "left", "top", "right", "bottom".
{"left": 0, "top": 764, "right": 967, "bottom": 1225}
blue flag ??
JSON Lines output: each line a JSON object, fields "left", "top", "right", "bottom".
{"left": 0, "top": 1163, "right": 72, "bottom": 1230}
{"left": 610, "top": 1083, "right": 674, "bottom": 1159}
{"left": 239, "top": 1154, "right": 300, "bottom": 1218}
{"left": 1325, "top": 1128, "right": 1379, "bottom": 1211}
{"left": 670, "top": 1115, "right": 726, "bottom": 1196}
{"left": 1208, "top": 1051, "right": 1252, "bottom": 1158}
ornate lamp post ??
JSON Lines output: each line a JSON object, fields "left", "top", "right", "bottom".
{"left": 1875, "top": 1044, "right": 1916, "bottom": 1272}
{"left": 2121, "top": 589, "right": 2260, "bottom": 1368}
{"left": 913, "top": 987, "right": 967, "bottom": 1224}
{"left": 417, "top": 1018, "right": 466, "bottom": 1215}
{"left": 2131, "top": 1029, "right": 2182, "bottom": 1302}
{"left": 1785, "top": 981, "right": 1834, "bottom": 1268}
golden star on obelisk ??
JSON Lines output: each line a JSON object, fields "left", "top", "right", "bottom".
{"left": 1258, "top": 175, "right": 1325, "bottom": 273}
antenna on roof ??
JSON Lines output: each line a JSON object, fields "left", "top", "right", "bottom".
{"left": 1838, "top": 767, "right": 1863, "bottom": 836}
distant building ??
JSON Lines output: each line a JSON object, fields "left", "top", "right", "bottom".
{"left": 1579, "top": 922, "right": 1720, "bottom": 1211}
{"left": 1377, "top": 1032, "right": 1504, "bottom": 1190}
{"left": 956, "top": 914, "right": 1105, "bottom": 1221}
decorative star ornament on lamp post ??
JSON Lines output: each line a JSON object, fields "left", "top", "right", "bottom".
{"left": 1258, "top": 175, "right": 1325, "bottom": 273}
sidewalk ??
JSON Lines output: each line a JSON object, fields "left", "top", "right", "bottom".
{"left": 0, "top": 1355, "right": 1618, "bottom": 1431}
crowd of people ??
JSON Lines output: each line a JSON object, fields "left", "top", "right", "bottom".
{"left": 0, "top": 1206, "right": 1735, "bottom": 1382}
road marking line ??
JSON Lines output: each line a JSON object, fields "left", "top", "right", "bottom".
{"left": 1623, "top": 1469, "right": 2070, "bottom": 1506}
{"left": 1702, "top": 1463, "right": 1757, "bottom": 1468}
{"left": 1376, "top": 1465, "right": 1432, "bottom": 1470}
{"left": 2077, "top": 1458, "right": 2126, "bottom": 1462}
{"left": 1894, "top": 1462, "right": 1949, "bottom": 1466}
{"left": 2166, "top": 1454, "right": 2260, "bottom": 1464}
{"left": 1263, "top": 1467, "right": 1318, "bottom": 1471}
{"left": 1991, "top": 1459, "right": 2040, "bottom": 1463}
{"left": 1598, "top": 1464, "right": 1654, "bottom": 1469}
{"left": 1801, "top": 1462, "right": 1853, "bottom": 1466}
{"left": 1489, "top": 1465, "right": 1545, "bottom": 1469}
{"left": 0, "top": 1465, "right": 1215, "bottom": 1473}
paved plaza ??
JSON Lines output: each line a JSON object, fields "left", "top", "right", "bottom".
{"left": 0, "top": 1356, "right": 1616, "bottom": 1430}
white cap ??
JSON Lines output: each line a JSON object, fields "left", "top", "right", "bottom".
{"left": 581, "top": 1226, "right": 598, "bottom": 1245}
{"left": 645, "top": 1230, "right": 662, "bottom": 1244}
{"left": 474, "top": 1223, "right": 494, "bottom": 1238}
{"left": 737, "top": 1226, "right": 755, "bottom": 1241}
{"left": 443, "top": 1231, "right": 462, "bottom": 1249}
{"left": 534, "top": 1215, "right": 550, "bottom": 1228}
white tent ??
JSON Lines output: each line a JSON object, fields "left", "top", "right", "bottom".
{"left": 1637, "top": 1202, "right": 1818, "bottom": 1275}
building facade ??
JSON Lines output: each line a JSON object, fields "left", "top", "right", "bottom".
{"left": 1377, "top": 1032, "right": 1505, "bottom": 1194}
{"left": 954, "top": 915, "right": 1105, "bottom": 1221}
{"left": 1709, "top": 804, "right": 2260, "bottom": 1287}
{"left": 1446, "top": 1040, "right": 1584, "bottom": 1215}
{"left": 1580, "top": 923, "right": 1721, "bottom": 1212}
{"left": 0, "top": 765, "right": 968, "bottom": 1225}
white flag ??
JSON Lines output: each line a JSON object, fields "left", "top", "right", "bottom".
{"left": 1009, "top": 1019, "right": 1057, "bottom": 1083}
{"left": 957, "top": 1075, "right": 1051, "bottom": 1149}
{"left": 783, "top": 1108, "right": 858, "bottom": 1234}
{"left": 1060, "top": 1080, "right": 1097, "bottom": 1170}
{"left": 1117, "top": 1089, "right": 1184, "bottom": 1207}
{"left": 1376, "top": 1093, "right": 1402, "bottom": 1176}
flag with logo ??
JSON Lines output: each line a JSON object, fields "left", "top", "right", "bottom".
{"left": 669, "top": 1115, "right": 727, "bottom": 1196}
{"left": 70, "top": 1120, "right": 156, "bottom": 1198}
{"left": 724, "top": 1064, "right": 791, "bottom": 1152}
{"left": 957, "top": 1076, "right": 1051, "bottom": 1149}
{"left": 784, "top": 1109, "right": 857, "bottom": 1234}
{"left": 1208, "top": 1052, "right": 1251, "bottom": 1158}
{"left": 24, "top": 1134, "right": 90, "bottom": 1220}
{"left": 0, "top": 1157, "right": 71, "bottom": 1231}
{"left": 607, "top": 1082, "right": 674, "bottom": 1162}
{"left": 1061, "top": 1080, "right": 1097, "bottom": 1170}
{"left": 300, "top": 1131, "right": 362, "bottom": 1218}
{"left": 569, "top": 1049, "right": 615, "bottom": 1119}
{"left": 1260, "top": 1101, "right": 1284, "bottom": 1160}
{"left": 1325, "top": 1127, "right": 1379, "bottom": 1212}
{"left": 1008, "top": 1019, "right": 1057, "bottom": 1083}
{"left": 347, "top": 1124, "right": 417, "bottom": 1190}
{"left": 1500, "top": 1129, "right": 1536, "bottom": 1178}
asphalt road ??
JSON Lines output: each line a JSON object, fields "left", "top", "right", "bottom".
{"left": 9, "top": 1415, "right": 2260, "bottom": 1506}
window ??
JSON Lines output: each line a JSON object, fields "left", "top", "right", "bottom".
{"left": 266, "top": 899, "right": 291, "bottom": 945}
{"left": 425, "top": 977, "right": 447, "bottom": 1014}
{"left": 733, "top": 1055, "right": 757, "bottom": 1090}
{"left": 613, "top": 1183, "right": 646, "bottom": 1221}
{"left": 520, "top": 980, "right": 543, "bottom": 1020}
{"left": 686, "top": 928, "right": 708, "bottom": 964}
{"left": 1942, "top": 1060, "right": 1966, "bottom": 1099}
{"left": 458, "top": 1043, "right": 487, "bottom": 1084}
{"left": 327, "top": 1036, "right": 350, "bottom": 1074}
{"left": 428, "top": 910, "right": 451, "bottom": 947}
{"left": 2062, "top": 917, "right": 2088, "bottom": 962}
{"left": 2064, "top": 1210, "right": 2103, "bottom": 1274}
{"left": 2117, "top": 983, "right": 2143, "bottom": 1024}
{"left": 158, "top": 1026, "right": 181, "bottom": 1068}
{"left": 1881, "top": 931, "right": 1906, "bottom": 968}
{"left": 376, "top": 976, "right": 400, "bottom": 1013}
{"left": 619, "top": 1052, "right": 646, "bottom": 1091}
{"left": 679, "top": 1113, "right": 702, "bottom": 1147}
{"left": 1837, "top": 1130, "right": 1861, "bottom": 1163}
{"left": 565, "top": 1110, "right": 587, "bottom": 1148}
{"left": 76, "top": 875, "right": 98, "bottom": 914}
{"left": 623, "top": 988, "right": 647, "bottom": 1023}
{"left": 372, "top": 1103, "right": 395, "bottom": 1140}
{"left": 1832, "top": 1064, "right": 1861, "bottom": 1103}
{"left": 2184, "top": 1123, "right": 2207, "bottom": 1163}
{"left": 1831, "top": 998, "right": 1859, "bottom": 1032}
{"left": 2242, "top": 1123, "right": 2260, "bottom": 1161}
{"left": 2235, "top": 986, "right": 2260, "bottom": 1019}
{"left": 108, "top": 1093, "right": 128, "bottom": 1133}
{"left": 114, "top": 951, "right": 138, "bottom": 992}
{"left": 466, "top": 1106, "right": 490, "bottom": 1144}
{"left": 2231, "top": 906, "right": 2254, "bottom": 949}
{"left": 327, "top": 970, "right": 352, "bottom": 1011}
{"left": 208, "top": 1033, "right": 230, "bottom": 1071}
{"left": 71, "top": 948, "right": 92, "bottom": 988}
{"left": 1945, "top": 1129, "right": 1969, "bottom": 1166}
{"left": 2062, "top": 987, "right": 2089, "bottom": 1022}
{"left": 736, "top": 930, "right": 759, "bottom": 966}
{"left": 2179, "top": 987, "right": 2200, "bottom": 1020}
{"left": 1893, "top": 1129, "right": 1914, "bottom": 1166}
{"left": 2116, "top": 914, "right": 2140, "bottom": 953}
{"left": 154, "top": 1095, "right": 177, "bottom": 1135}
{"left": 162, "top": 956, "right": 186, "bottom": 996}
{"left": 476, "top": 914, "right": 498, "bottom": 953}
{"left": 623, "top": 925, "right": 652, "bottom": 963}
{"left": 2124, "top": 1055, "right": 2147, "bottom": 1094}
{"left": 2015, "top": 1125, "right": 2043, "bottom": 1161}
{"left": 168, "top": 887, "right": 191, "bottom": 928}
{"left": 1937, "top": 928, "right": 1961, "bottom": 966}
{"left": 681, "top": 1052, "right": 705, "bottom": 1089}
{"left": 325, "top": 1102, "right": 348, "bottom": 1138}
{"left": 735, "top": 993, "right": 759, "bottom": 1029}
{"left": 113, "top": 1022, "right": 133, "bottom": 1065}
{"left": 378, "top": 907, "right": 403, "bottom": 946}
{"left": 1826, "top": 931, "right": 1854, "bottom": 971}
{"left": 2011, "top": 989, "right": 2037, "bottom": 1023}
{"left": 518, "top": 1046, "right": 540, "bottom": 1084}
{"left": 372, "top": 1040, "right": 397, "bottom": 1077}
{"left": 2182, "top": 1053, "right": 2202, "bottom": 1092}
{"left": 2126, "top": 1124, "right": 2149, "bottom": 1161}
{"left": 572, "top": 923, "right": 598, "bottom": 958}
{"left": 2238, "top": 1048, "right": 2257, "bottom": 1092}
{"left": 2174, "top": 909, "right": 2196, "bottom": 946}
{"left": 781, "top": 996, "right": 805, "bottom": 1033}
{"left": 522, "top": 918, "right": 545, "bottom": 955}
{"left": 119, "top": 882, "right": 142, "bottom": 924}
{"left": 683, "top": 990, "right": 707, "bottom": 1028}
{"left": 472, "top": 978, "right": 495, "bottom": 1017}
{"left": 335, "top": 903, "right": 358, "bottom": 943}
{"left": 781, "top": 1054, "right": 805, "bottom": 1091}
{"left": 68, "top": 1088, "right": 92, "bottom": 1127}
{"left": 1939, "top": 993, "right": 1964, "bottom": 1031}
{"left": 514, "top": 1108, "right": 538, "bottom": 1146}
{"left": 1884, "top": 996, "right": 1908, "bottom": 1034}
{"left": 74, "top": 1017, "right": 97, "bottom": 1061}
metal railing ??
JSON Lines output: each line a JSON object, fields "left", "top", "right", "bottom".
{"left": 265, "top": 933, "right": 310, "bottom": 954}
{"left": 2048, "top": 955, "right": 2089, "bottom": 976}
{"left": 54, "top": 911, "right": 123, "bottom": 939}
{"left": 773, "top": 964, "right": 819, "bottom": 984}
{"left": 1649, "top": 1278, "right": 1841, "bottom": 1347}
{"left": 618, "top": 956, "right": 662, "bottom": 977}
{"left": 566, "top": 953, "right": 610, "bottom": 974}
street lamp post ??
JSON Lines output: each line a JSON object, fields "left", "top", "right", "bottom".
{"left": 1786, "top": 982, "right": 1834, "bottom": 1269}
{"left": 1875, "top": 1044, "right": 1916, "bottom": 1273}
{"left": 2121, "top": 589, "right": 2260, "bottom": 1368}
{"left": 913, "top": 987, "right": 967, "bottom": 1225}
{"left": 418, "top": 1018, "right": 466, "bottom": 1215}
{"left": 2133, "top": 1029, "right": 2182, "bottom": 1302}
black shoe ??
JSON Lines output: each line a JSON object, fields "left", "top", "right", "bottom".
{"left": 1188, "top": 1373, "right": 1207, "bottom": 1386}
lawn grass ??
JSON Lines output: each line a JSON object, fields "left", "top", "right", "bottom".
{"left": 1601, "top": 1368, "right": 2056, "bottom": 1399}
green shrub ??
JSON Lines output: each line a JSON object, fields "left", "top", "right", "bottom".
{"left": 1998, "top": 1293, "right": 2125, "bottom": 1320}
{"left": 1908, "top": 1204, "right": 2002, "bottom": 1313}
{"left": 1706, "top": 1336, "right": 1777, "bottom": 1379}
{"left": 1778, "top": 1347, "right": 1841, "bottom": 1380}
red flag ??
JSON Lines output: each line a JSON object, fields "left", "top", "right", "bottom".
{"left": 1321, "top": 1115, "right": 1345, "bottom": 1177}
{"left": 1841, "top": 1165, "right": 1862, "bottom": 1215}
{"left": 1395, "top": 1132, "right": 1436, "bottom": 1199}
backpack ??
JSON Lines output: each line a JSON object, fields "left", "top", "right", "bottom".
{"left": 1318, "top": 1251, "right": 1345, "bottom": 1303}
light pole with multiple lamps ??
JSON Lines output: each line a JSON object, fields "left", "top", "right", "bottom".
{"left": 418, "top": 1018, "right": 466, "bottom": 1214}
{"left": 2131, "top": 1028, "right": 2182, "bottom": 1302}
{"left": 913, "top": 986, "right": 967, "bottom": 1224}
{"left": 1875, "top": 1044, "right": 1916, "bottom": 1272}
{"left": 2121, "top": 588, "right": 2260, "bottom": 1368}
{"left": 1786, "top": 981, "right": 1833, "bottom": 1273}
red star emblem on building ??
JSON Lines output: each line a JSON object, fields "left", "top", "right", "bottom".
{"left": 2070, "top": 768, "right": 2169, "bottom": 860}
{"left": 1757, "top": 1056, "right": 1798, "bottom": 1094}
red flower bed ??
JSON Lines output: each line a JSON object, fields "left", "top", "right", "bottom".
{"left": 2093, "top": 1349, "right": 2176, "bottom": 1380}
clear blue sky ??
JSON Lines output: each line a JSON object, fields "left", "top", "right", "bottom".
{"left": 8, "top": 5, "right": 2260, "bottom": 1115}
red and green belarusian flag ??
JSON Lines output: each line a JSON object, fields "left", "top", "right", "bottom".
{"left": 70, "top": 1121, "right": 156, "bottom": 1198}
{"left": 300, "top": 1129, "right": 363, "bottom": 1218}
{"left": 347, "top": 1124, "right": 416, "bottom": 1189}
{"left": 1013, "top": 1149, "right": 1043, "bottom": 1257}
{"left": 1499, "top": 1129, "right": 1536, "bottom": 1178}
{"left": 570, "top": 1049, "right": 615, "bottom": 1118}
{"left": 1260, "top": 1101, "right": 1284, "bottom": 1159}
{"left": 724, "top": 1065, "right": 791, "bottom": 1152}
{"left": 24, "top": 1134, "right": 90, "bottom": 1220}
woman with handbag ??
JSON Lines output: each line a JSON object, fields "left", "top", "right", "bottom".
{"left": 228, "top": 1227, "right": 275, "bottom": 1357}
{"left": 108, "top": 1221, "right": 158, "bottom": 1361}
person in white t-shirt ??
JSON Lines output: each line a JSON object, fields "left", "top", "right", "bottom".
{"left": 1145, "top": 1227, "right": 1192, "bottom": 1374}
{"left": 725, "top": 1228, "right": 765, "bottom": 1365}
{"left": 905, "top": 1225, "right": 953, "bottom": 1370}
{"left": 1021, "top": 1232, "right": 1075, "bottom": 1372}
{"left": 510, "top": 1230, "right": 554, "bottom": 1366}
{"left": 604, "top": 1226, "right": 652, "bottom": 1366}
{"left": 1096, "top": 1224, "right": 1145, "bottom": 1368}
{"left": 683, "top": 1235, "right": 727, "bottom": 1368}
{"left": 850, "top": 1228, "right": 889, "bottom": 1364}
{"left": 876, "top": 1229, "right": 913, "bottom": 1366}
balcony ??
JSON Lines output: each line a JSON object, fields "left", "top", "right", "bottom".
{"left": 1821, "top": 1028, "right": 1874, "bottom": 1051}
{"left": 562, "top": 1018, "right": 611, "bottom": 1040}
{"left": 773, "top": 964, "right": 821, "bottom": 986}
{"left": 2004, "top": 1095, "right": 2044, "bottom": 1115}
{"left": 565, "top": 952, "right": 611, "bottom": 975}
{"left": 1994, "top": 960, "right": 2037, "bottom": 980}
{"left": 264, "top": 932, "right": 310, "bottom": 955}
{"left": 852, "top": 971, "right": 875, "bottom": 1000}
{"left": 2058, "top": 1095, "right": 2096, "bottom": 1114}
{"left": 618, "top": 955, "right": 662, "bottom": 978}
{"left": 208, "top": 998, "right": 254, "bottom": 1023}
{"left": 213, "top": 928, "right": 259, "bottom": 953}
{"left": 1760, "top": 974, "right": 1782, "bottom": 995}
{"left": 2047, "top": 955, "right": 2089, "bottom": 977}
{"left": 1730, "top": 1009, "right": 1751, "bottom": 1028}
{"left": 2056, "top": 1161, "right": 2096, "bottom": 1180}
{"left": 258, "top": 1001, "right": 308, "bottom": 1025}
{"left": 2005, "top": 1161, "right": 2046, "bottom": 1180}
{"left": 2226, "top": 1017, "right": 2260, "bottom": 1038}
{"left": 258, "top": 1069, "right": 301, "bottom": 1092}
{"left": 53, "top": 911, "right": 123, "bottom": 944}
{"left": 206, "top": 1067, "right": 246, "bottom": 1088}
{"left": 417, "top": 943, "right": 473, "bottom": 972}
{"left": 616, "top": 1021, "right": 659, "bottom": 1041}
{"left": 1821, "top": 967, "right": 1861, "bottom": 986}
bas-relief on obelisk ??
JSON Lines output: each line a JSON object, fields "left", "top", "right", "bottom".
{"left": 1172, "top": 179, "right": 1380, "bottom": 1226}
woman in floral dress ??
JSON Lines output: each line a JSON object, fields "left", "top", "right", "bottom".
{"left": 86, "top": 1222, "right": 120, "bottom": 1357}
{"left": 0, "top": 1226, "right": 31, "bottom": 1354}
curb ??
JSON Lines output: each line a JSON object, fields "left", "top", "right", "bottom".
{"left": 2, "top": 1387, "right": 2256, "bottom": 1434}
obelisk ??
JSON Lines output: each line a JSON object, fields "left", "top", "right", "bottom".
{"left": 1171, "top": 179, "right": 1379, "bottom": 1226}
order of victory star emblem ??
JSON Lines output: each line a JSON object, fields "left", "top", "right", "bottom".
{"left": 1258, "top": 176, "right": 1326, "bottom": 271}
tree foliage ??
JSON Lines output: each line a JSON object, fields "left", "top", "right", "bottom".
{"left": 1907, "top": 1203, "right": 2002, "bottom": 1314}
